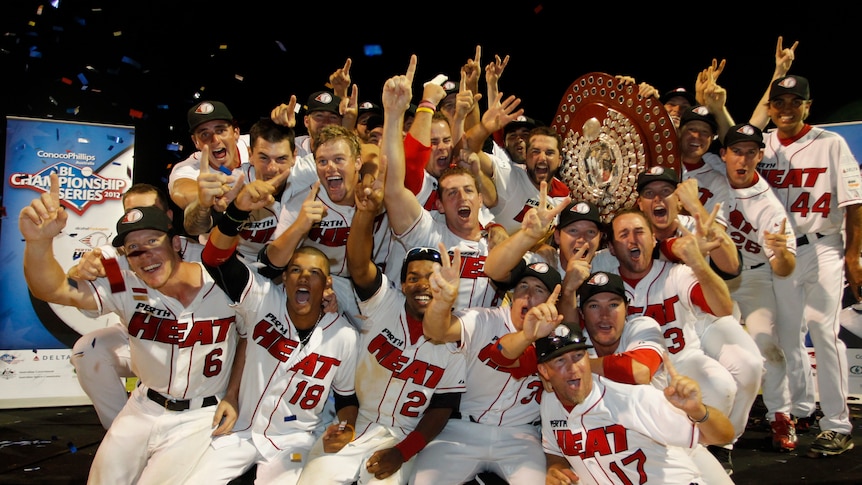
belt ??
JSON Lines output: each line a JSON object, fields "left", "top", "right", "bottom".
{"left": 743, "top": 262, "right": 765, "bottom": 271}
{"left": 147, "top": 388, "right": 218, "bottom": 411}
{"left": 796, "top": 233, "right": 826, "bottom": 247}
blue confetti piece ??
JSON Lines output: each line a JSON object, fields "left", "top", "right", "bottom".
{"left": 121, "top": 56, "right": 141, "bottom": 69}
{"left": 67, "top": 442, "right": 78, "bottom": 453}
{"left": 166, "top": 143, "right": 180, "bottom": 152}
{"left": 73, "top": 17, "right": 85, "bottom": 26}
{"left": 107, "top": 135, "right": 124, "bottom": 143}
{"left": 77, "top": 73, "right": 89, "bottom": 85}
{"left": 364, "top": 44, "right": 382, "bottom": 57}
{"left": 29, "top": 50, "right": 42, "bottom": 58}
{"left": 284, "top": 415, "right": 297, "bottom": 422}
{"left": 218, "top": 165, "right": 232, "bottom": 175}
{"left": 108, "top": 145, "right": 114, "bottom": 151}
{"left": 156, "top": 104, "right": 170, "bottom": 110}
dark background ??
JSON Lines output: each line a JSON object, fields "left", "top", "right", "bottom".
{"left": 2, "top": 0, "right": 861, "bottom": 191}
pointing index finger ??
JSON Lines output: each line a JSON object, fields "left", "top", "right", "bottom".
{"left": 662, "top": 352, "right": 679, "bottom": 379}
{"left": 405, "top": 54, "right": 417, "bottom": 84}
{"left": 50, "top": 171, "right": 61, "bottom": 204}
{"left": 200, "top": 146, "right": 211, "bottom": 174}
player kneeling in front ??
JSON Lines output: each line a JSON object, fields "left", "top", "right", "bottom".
{"left": 538, "top": 323, "right": 734, "bottom": 485}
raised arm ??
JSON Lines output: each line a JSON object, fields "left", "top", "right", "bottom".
{"left": 670, "top": 219, "right": 734, "bottom": 317}
{"left": 663, "top": 353, "right": 735, "bottom": 445}
{"left": 381, "top": 55, "right": 424, "bottom": 235}
{"left": 763, "top": 217, "right": 796, "bottom": 278}
{"left": 484, "top": 182, "right": 568, "bottom": 281}
{"left": 20, "top": 172, "right": 97, "bottom": 310}
{"left": 346, "top": 166, "right": 385, "bottom": 293}
{"left": 750, "top": 36, "right": 798, "bottom": 130}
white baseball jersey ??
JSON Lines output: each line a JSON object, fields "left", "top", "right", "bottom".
{"left": 83, "top": 261, "right": 238, "bottom": 399}
{"left": 354, "top": 275, "right": 467, "bottom": 435}
{"left": 541, "top": 376, "right": 702, "bottom": 485}
{"left": 759, "top": 125, "right": 862, "bottom": 236}
{"left": 682, "top": 159, "right": 730, "bottom": 227}
{"left": 725, "top": 173, "right": 797, "bottom": 269}
{"left": 760, "top": 124, "right": 862, "bottom": 434}
{"left": 221, "top": 271, "right": 359, "bottom": 457}
{"left": 489, "top": 155, "right": 571, "bottom": 235}
{"left": 395, "top": 209, "right": 501, "bottom": 310}
{"left": 274, "top": 183, "right": 394, "bottom": 279}
{"left": 452, "top": 305, "right": 543, "bottom": 425}
{"left": 71, "top": 237, "right": 204, "bottom": 429}
{"left": 167, "top": 135, "right": 250, "bottom": 195}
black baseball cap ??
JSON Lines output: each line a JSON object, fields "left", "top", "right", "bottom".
{"left": 557, "top": 200, "right": 603, "bottom": 231}
{"left": 357, "top": 101, "right": 383, "bottom": 119}
{"left": 679, "top": 106, "right": 718, "bottom": 133}
{"left": 723, "top": 123, "right": 765, "bottom": 148}
{"left": 536, "top": 321, "right": 593, "bottom": 363}
{"left": 496, "top": 259, "right": 562, "bottom": 293}
{"left": 187, "top": 100, "right": 233, "bottom": 133}
{"left": 636, "top": 166, "right": 680, "bottom": 193}
{"left": 304, "top": 91, "right": 342, "bottom": 116}
{"left": 401, "top": 247, "right": 444, "bottom": 282}
{"left": 504, "top": 115, "right": 543, "bottom": 136}
{"left": 660, "top": 87, "right": 697, "bottom": 106}
{"left": 769, "top": 75, "right": 810, "bottom": 101}
{"left": 577, "top": 271, "right": 627, "bottom": 308}
{"left": 112, "top": 207, "right": 173, "bottom": 247}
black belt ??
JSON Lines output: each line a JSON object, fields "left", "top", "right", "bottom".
{"left": 796, "top": 233, "right": 826, "bottom": 247}
{"left": 743, "top": 262, "right": 765, "bottom": 270}
{"left": 147, "top": 388, "right": 218, "bottom": 411}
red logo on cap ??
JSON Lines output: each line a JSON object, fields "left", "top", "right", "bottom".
{"left": 778, "top": 77, "right": 798, "bottom": 88}
{"left": 315, "top": 93, "right": 333, "bottom": 104}
{"left": 121, "top": 208, "right": 144, "bottom": 224}
{"left": 587, "top": 272, "right": 610, "bottom": 286}
{"left": 194, "top": 102, "right": 215, "bottom": 115}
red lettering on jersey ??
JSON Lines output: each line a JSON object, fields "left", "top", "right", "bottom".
{"left": 240, "top": 225, "right": 277, "bottom": 244}
{"left": 760, "top": 167, "right": 827, "bottom": 188}
{"left": 728, "top": 208, "right": 754, "bottom": 235}
{"left": 128, "top": 313, "right": 234, "bottom": 346}
{"left": 252, "top": 320, "right": 299, "bottom": 361}
{"left": 393, "top": 359, "right": 445, "bottom": 387}
{"left": 698, "top": 187, "right": 714, "bottom": 206}
{"left": 627, "top": 295, "right": 679, "bottom": 326}
{"left": 291, "top": 353, "right": 341, "bottom": 379}
{"left": 307, "top": 226, "right": 351, "bottom": 248}
{"left": 556, "top": 428, "right": 582, "bottom": 456}
{"left": 459, "top": 255, "right": 486, "bottom": 279}
{"left": 583, "top": 427, "right": 613, "bottom": 456}
{"left": 367, "top": 334, "right": 443, "bottom": 387}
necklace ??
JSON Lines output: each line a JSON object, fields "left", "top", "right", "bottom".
{"left": 297, "top": 312, "right": 324, "bottom": 348}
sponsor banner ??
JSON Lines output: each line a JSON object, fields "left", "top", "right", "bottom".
{"left": 1, "top": 116, "right": 133, "bottom": 407}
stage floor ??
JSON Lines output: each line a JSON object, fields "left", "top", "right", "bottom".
{"left": 1, "top": 396, "right": 860, "bottom": 484}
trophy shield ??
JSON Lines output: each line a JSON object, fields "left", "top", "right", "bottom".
{"left": 551, "top": 73, "right": 680, "bottom": 223}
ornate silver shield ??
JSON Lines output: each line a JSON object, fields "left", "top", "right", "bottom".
{"left": 551, "top": 73, "right": 680, "bottom": 223}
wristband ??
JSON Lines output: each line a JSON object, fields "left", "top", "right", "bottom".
{"left": 688, "top": 406, "right": 710, "bottom": 424}
{"left": 416, "top": 107, "right": 434, "bottom": 115}
{"left": 418, "top": 100, "right": 437, "bottom": 111}
{"left": 395, "top": 430, "right": 427, "bottom": 462}
{"left": 218, "top": 202, "right": 250, "bottom": 237}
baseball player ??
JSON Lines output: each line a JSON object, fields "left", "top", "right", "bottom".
{"left": 68, "top": 183, "right": 203, "bottom": 430}
{"left": 719, "top": 122, "right": 799, "bottom": 451}
{"left": 381, "top": 59, "right": 502, "bottom": 310}
{"left": 603, "top": 209, "right": 739, "bottom": 430}
{"left": 271, "top": 124, "right": 396, "bottom": 328}
{"left": 187, "top": 174, "right": 359, "bottom": 484}
{"left": 20, "top": 174, "right": 241, "bottom": 484}
{"left": 750, "top": 74, "right": 862, "bottom": 457}
{"left": 492, "top": 271, "right": 734, "bottom": 485}
{"left": 295, "top": 170, "right": 466, "bottom": 485}
{"left": 168, "top": 100, "right": 249, "bottom": 211}
{"left": 484, "top": 125, "right": 573, "bottom": 236}
{"left": 415, "top": 252, "right": 563, "bottom": 484}
{"left": 538, "top": 323, "right": 735, "bottom": 485}
{"left": 619, "top": 167, "right": 764, "bottom": 474}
